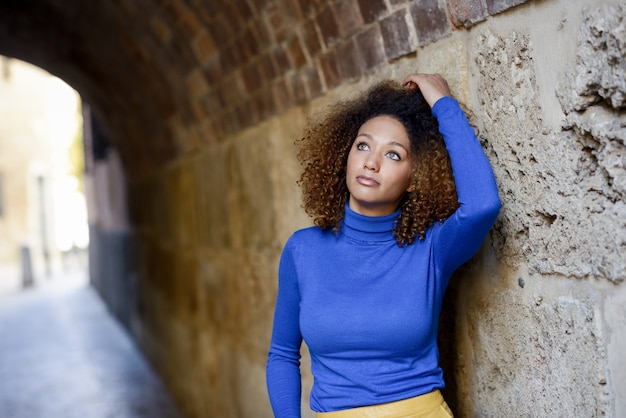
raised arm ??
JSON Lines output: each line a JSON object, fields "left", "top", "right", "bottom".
{"left": 404, "top": 73, "right": 501, "bottom": 276}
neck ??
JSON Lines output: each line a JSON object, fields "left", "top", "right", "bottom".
{"left": 341, "top": 204, "right": 399, "bottom": 242}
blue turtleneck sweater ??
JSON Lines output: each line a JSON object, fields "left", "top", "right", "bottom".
{"left": 266, "top": 97, "right": 501, "bottom": 416}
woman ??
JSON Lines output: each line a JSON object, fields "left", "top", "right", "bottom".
{"left": 266, "top": 73, "right": 501, "bottom": 417}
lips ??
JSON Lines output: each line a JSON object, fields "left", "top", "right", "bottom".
{"left": 356, "top": 174, "right": 379, "bottom": 186}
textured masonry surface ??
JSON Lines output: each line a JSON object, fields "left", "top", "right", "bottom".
{"left": 477, "top": 4, "right": 626, "bottom": 283}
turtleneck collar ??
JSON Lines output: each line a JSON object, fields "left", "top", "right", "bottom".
{"left": 341, "top": 204, "right": 399, "bottom": 242}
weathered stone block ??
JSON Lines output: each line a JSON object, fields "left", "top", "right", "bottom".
{"left": 317, "top": 5, "right": 340, "bottom": 48}
{"left": 356, "top": 24, "right": 386, "bottom": 72}
{"left": 486, "top": 0, "right": 529, "bottom": 15}
{"left": 475, "top": 11, "right": 626, "bottom": 283}
{"left": 318, "top": 49, "right": 341, "bottom": 89}
{"left": 356, "top": 0, "right": 387, "bottom": 24}
{"left": 460, "top": 289, "right": 610, "bottom": 417}
{"left": 410, "top": 0, "right": 452, "bottom": 46}
{"left": 380, "top": 9, "right": 415, "bottom": 61}
{"left": 335, "top": 39, "right": 364, "bottom": 81}
{"left": 286, "top": 34, "right": 307, "bottom": 69}
{"left": 335, "top": 0, "right": 364, "bottom": 38}
{"left": 447, "top": 0, "right": 488, "bottom": 28}
{"left": 301, "top": 18, "right": 323, "bottom": 58}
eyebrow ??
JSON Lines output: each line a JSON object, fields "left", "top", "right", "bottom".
{"left": 357, "top": 133, "right": 409, "bottom": 153}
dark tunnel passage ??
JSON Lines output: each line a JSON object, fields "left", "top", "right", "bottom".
{"left": 0, "top": 0, "right": 187, "bottom": 178}
{"left": 0, "top": 2, "right": 192, "bottom": 415}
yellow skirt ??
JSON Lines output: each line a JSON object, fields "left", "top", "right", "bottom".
{"left": 315, "top": 390, "right": 453, "bottom": 418}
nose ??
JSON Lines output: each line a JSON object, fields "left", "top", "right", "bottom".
{"left": 364, "top": 155, "right": 380, "bottom": 172}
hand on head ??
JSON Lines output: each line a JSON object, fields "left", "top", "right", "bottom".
{"left": 402, "top": 73, "right": 451, "bottom": 108}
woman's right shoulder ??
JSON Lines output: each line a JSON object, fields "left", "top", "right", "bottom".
{"left": 289, "top": 225, "right": 325, "bottom": 241}
{"left": 283, "top": 225, "right": 329, "bottom": 249}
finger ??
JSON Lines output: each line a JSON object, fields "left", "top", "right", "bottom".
{"left": 401, "top": 74, "right": 422, "bottom": 87}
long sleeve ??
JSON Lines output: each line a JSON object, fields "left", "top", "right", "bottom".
{"left": 266, "top": 238, "right": 303, "bottom": 418}
{"left": 431, "top": 97, "right": 501, "bottom": 278}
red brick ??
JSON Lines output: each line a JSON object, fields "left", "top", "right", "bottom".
{"left": 301, "top": 18, "right": 323, "bottom": 58}
{"left": 241, "top": 26, "right": 261, "bottom": 60}
{"left": 318, "top": 50, "right": 340, "bottom": 90}
{"left": 356, "top": 0, "right": 387, "bottom": 24}
{"left": 286, "top": 35, "right": 307, "bottom": 69}
{"left": 284, "top": 0, "right": 305, "bottom": 22}
{"left": 233, "top": 101, "right": 249, "bottom": 129}
{"left": 178, "top": 8, "right": 203, "bottom": 39}
{"left": 272, "top": 45, "right": 292, "bottom": 72}
{"left": 216, "top": 81, "right": 238, "bottom": 109}
{"left": 234, "top": 0, "right": 254, "bottom": 23}
{"left": 335, "top": 39, "right": 363, "bottom": 81}
{"left": 230, "top": 38, "right": 247, "bottom": 67}
{"left": 356, "top": 24, "right": 386, "bottom": 72}
{"left": 248, "top": 0, "right": 267, "bottom": 13}
{"left": 219, "top": 47, "right": 236, "bottom": 74}
{"left": 223, "top": 3, "right": 244, "bottom": 30}
{"left": 207, "top": 13, "right": 234, "bottom": 46}
{"left": 289, "top": 72, "right": 308, "bottom": 104}
{"left": 187, "top": 0, "right": 214, "bottom": 26}
{"left": 448, "top": 0, "right": 488, "bottom": 27}
{"left": 259, "top": 85, "right": 278, "bottom": 118}
{"left": 317, "top": 5, "right": 340, "bottom": 48}
{"left": 161, "top": 0, "right": 186, "bottom": 23}
{"left": 186, "top": 69, "right": 209, "bottom": 100}
{"left": 296, "top": 0, "right": 324, "bottom": 16}
{"left": 267, "top": 3, "right": 290, "bottom": 42}
{"left": 241, "top": 63, "right": 263, "bottom": 94}
{"left": 252, "top": 17, "right": 272, "bottom": 46}
{"left": 200, "top": 94, "right": 221, "bottom": 117}
{"left": 170, "top": 37, "right": 198, "bottom": 69}
{"left": 380, "top": 9, "right": 414, "bottom": 61}
{"left": 410, "top": 0, "right": 451, "bottom": 46}
{"left": 302, "top": 64, "right": 323, "bottom": 98}
{"left": 259, "top": 52, "right": 279, "bottom": 81}
{"left": 486, "top": 0, "right": 530, "bottom": 15}
{"left": 334, "top": 0, "right": 364, "bottom": 38}
{"left": 192, "top": 31, "right": 217, "bottom": 64}
{"left": 271, "top": 78, "right": 293, "bottom": 113}
{"left": 203, "top": 58, "right": 222, "bottom": 85}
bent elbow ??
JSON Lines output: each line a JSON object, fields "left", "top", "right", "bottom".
{"left": 457, "top": 194, "right": 501, "bottom": 230}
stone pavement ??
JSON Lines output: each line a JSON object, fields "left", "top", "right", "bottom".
{"left": 0, "top": 275, "right": 183, "bottom": 418}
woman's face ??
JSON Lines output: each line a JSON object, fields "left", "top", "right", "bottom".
{"left": 346, "top": 115, "right": 412, "bottom": 217}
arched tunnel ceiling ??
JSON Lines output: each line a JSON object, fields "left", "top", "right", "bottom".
{"left": 0, "top": 0, "right": 339, "bottom": 179}
{"left": 0, "top": 0, "right": 487, "bottom": 179}
{"left": 0, "top": 0, "right": 199, "bottom": 177}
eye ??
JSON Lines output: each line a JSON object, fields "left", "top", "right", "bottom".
{"left": 386, "top": 150, "right": 401, "bottom": 161}
{"left": 356, "top": 142, "right": 369, "bottom": 151}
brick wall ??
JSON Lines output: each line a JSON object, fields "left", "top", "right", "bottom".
{"left": 0, "top": 0, "right": 535, "bottom": 177}
{"left": 156, "top": 0, "right": 532, "bottom": 142}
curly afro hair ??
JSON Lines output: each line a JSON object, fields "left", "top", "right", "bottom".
{"left": 297, "top": 80, "right": 459, "bottom": 246}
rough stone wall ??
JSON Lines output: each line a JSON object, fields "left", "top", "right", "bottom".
{"left": 446, "top": 2, "right": 625, "bottom": 416}
{"left": 479, "top": 6, "right": 626, "bottom": 283}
